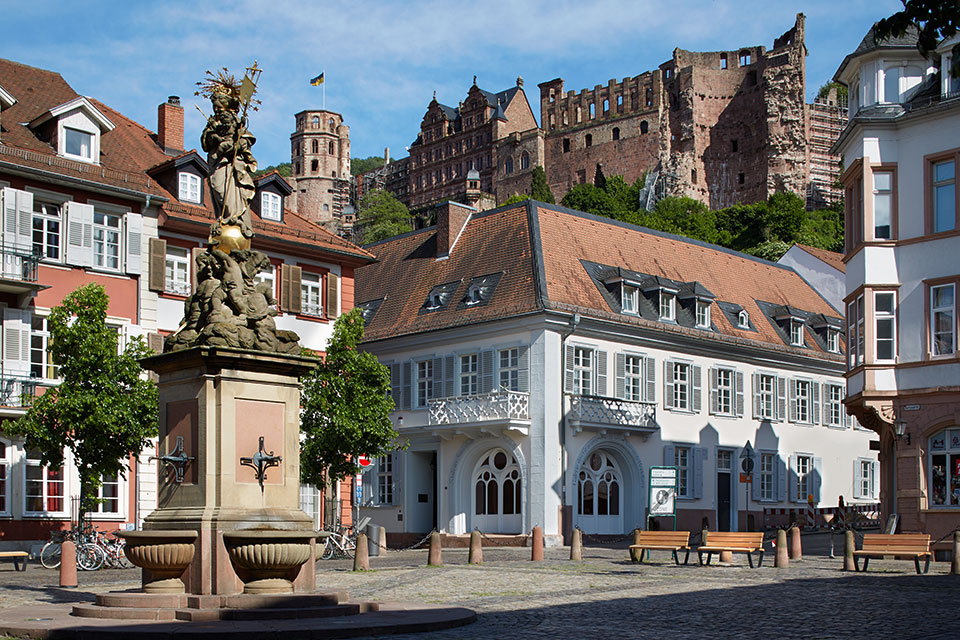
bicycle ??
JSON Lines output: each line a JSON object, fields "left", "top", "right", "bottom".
{"left": 39, "top": 524, "right": 121, "bottom": 571}
{"left": 320, "top": 526, "right": 357, "bottom": 560}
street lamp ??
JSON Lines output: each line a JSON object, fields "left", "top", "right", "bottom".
{"left": 893, "top": 417, "right": 911, "bottom": 446}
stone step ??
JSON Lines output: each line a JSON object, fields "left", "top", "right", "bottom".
{"left": 72, "top": 604, "right": 177, "bottom": 620}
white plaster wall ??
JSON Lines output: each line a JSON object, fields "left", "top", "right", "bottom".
{"left": 777, "top": 247, "right": 844, "bottom": 313}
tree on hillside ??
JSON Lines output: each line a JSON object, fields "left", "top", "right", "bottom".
{"left": 7, "top": 284, "right": 158, "bottom": 524}
{"left": 299, "top": 309, "right": 400, "bottom": 489}
{"left": 561, "top": 175, "right": 642, "bottom": 219}
{"left": 503, "top": 194, "right": 530, "bottom": 205}
{"left": 355, "top": 189, "right": 413, "bottom": 244}
{"left": 351, "top": 156, "right": 393, "bottom": 176}
{"left": 874, "top": 0, "right": 960, "bottom": 77}
{"left": 253, "top": 162, "right": 292, "bottom": 178}
{"left": 530, "top": 166, "right": 555, "bottom": 204}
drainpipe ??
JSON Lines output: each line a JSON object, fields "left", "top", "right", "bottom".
{"left": 559, "top": 313, "right": 581, "bottom": 541}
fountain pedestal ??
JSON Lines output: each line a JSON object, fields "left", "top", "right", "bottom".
{"left": 141, "top": 346, "right": 317, "bottom": 595}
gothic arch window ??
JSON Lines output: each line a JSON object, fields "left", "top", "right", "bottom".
{"left": 311, "top": 159, "right": 318, "bottom": 173}
{"left": 505, "top": 156, "right": 514, "bottom": 174}
{"left": 312, "top": 115, "right": 319, "bottom": 128}
{"left": 328, "top": 118, "right": 335, "bottom": 131}
{"left": 576, "top": 450, "right": 622, "bottom": 534}
{"left": 640, "top": 121, "right": 649, "bottom": 134}
{"left": 520, "top": 151, "right": 530, "bottom": 170}
{"left": 312, "top": 139, "right": 319, "bottom": 154}
{"left": 585, "top": 134, "right": 592, "bottom": 148}
{"left": 329, "top": 141, "right": 335, "bottom": 155}
{"left": 472, "top": 449, "right": 522, "bottom": 533}
{"left": 612, "top": 127, "right": 620, "bottom": 141}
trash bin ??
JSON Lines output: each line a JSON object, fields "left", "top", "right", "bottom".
{"left": 366, "top": 523, "right": 380, "bottom": 557}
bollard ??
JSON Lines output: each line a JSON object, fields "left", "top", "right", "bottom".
{"left": 789, "top": 525, "right": 802, "bottom": 561}
{"left": 353, "top": 532, "right": 370, "bottom": 571}
{"left": 428, "top": 531, "right": 443, "bottom": 567}
{"left": 570, "top": 528, "right": 583, "bottom": 561}
{"left": 531, "top": 525, "right": 544, "bottom": 561}
{"left": 630, "top": 528, "right": 643, "bottom": 563}
{"left": 60, "top": 540, "right": 77, "bottom": 588}
{"left": 774, "top": 529, "right": 789, "bottom": 568}
{"left": 379, "top": 526, "right": 387, "bottom": 551}
{"left": 468, "top": 530, "right": 483, "bottom": 565}
{"left": 843, "top": 529, "right": 856, "bottom": 571}
{"left": 719, "top": 550, "right": 733, "bottom": 564}
{"left": 952, "top": 530, "right": 960, "bottom": 575}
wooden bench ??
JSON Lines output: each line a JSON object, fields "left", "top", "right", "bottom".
{"left": 0, "top": 551, "right": 28, "bottom": 571}
{"left": 628, "top": 531, "right": 691, "bottom": 565}
{"left": 697, "top": 531, "right": 765, "bottom": 568}
{"left": 853, "top": 533, "right": 932, "bottom": 574}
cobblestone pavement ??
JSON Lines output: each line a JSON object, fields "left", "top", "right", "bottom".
{"left": 1, "top": 532, "right": 958, "bottom": 639}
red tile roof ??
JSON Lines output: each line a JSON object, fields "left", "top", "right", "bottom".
{"left": 357, "top": 201, "right": 844, "bottom": 359}
{"left": 792, "top": 243, "right": 846, "bottom": 273}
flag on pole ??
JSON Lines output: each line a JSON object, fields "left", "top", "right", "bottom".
{"left": 310, "top": 72, "right": 325, "bottom": 86}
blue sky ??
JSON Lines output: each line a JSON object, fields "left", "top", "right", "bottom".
{"left": 2, "top": 0, "right": 903, "bottom": 168}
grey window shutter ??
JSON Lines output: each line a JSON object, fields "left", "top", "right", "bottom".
{"left": 614, "top": 352, "right": 626, "bottom": 399}
{"left": 392, "top": 452, "right": 403, "bottom": 504}
{"left": 692, "top": 365, "right": 702, "bottom": 413}
{"left": 401, "top": 362, "right": 412, "bottom": 409}
{"left": 751, "top": 456, "right": 762, "bottom": 501}
{"left": 788, "top": 380, "right": 798, "bottom": 423}
{"left": 65, "top": 201, "right": 94, "bottom": 267}
{"left": 811, "top": 382, "right": 820, "bottom": 425}
{"left": 852, "top": 459, "right": 862, "bottom": 500}
{"left": 843, "top": 401, "right": 851, "bottom": 428}
{"left": 3, "top": 308, "right": 31, "bottom": 376}
{"left": 777, "top": 455, "right": 787, "bottom": 502}
{"left": 517, "top": 345, "right": 529, "bottom": 392}
{"left": 390, "top": 363, "right": 401, "bottom": 406}
{"left": 280, "top": 264, "right": 303, "bottom": 313}
{"left": 644, "top": 356, "right": 656, "bottom": 403}
{"left": 564, "top": 344, "right": 575, "bottom": 392}
{"left": 431, "top": 357, "right": 443, "bottom": 399}
{"left": 2, "top": 187, "right": 33, "bottom": 253}
{"left": 872, "top": 462, "right": 879, "bottom": 500}
{"left": 481, "top": 350, "right": 494, "bottom": 393}
{"left": 709, "top": 367, "right": 718, "bottom": 415}
{"left": 663, "top": 361, "right": 675, "bottom": 409}
{"left": 148, "top": 238, "right": 166, "bottom": 292}
{"left": 776, "top": 377, "right": 787, "bottom": 422}
{"left": 693, "top": 447, "right": 705, "bottom": 499}
{"left": 812, "top": 457, "right": 823, "bottom": 503}
{"left": 735, "top": 371, "right": 745, "bottom": 417}
{"left": 752, "top": 373, "right": 761, "bottom": 419}
{"left": 789, "top": 455, "right": 798, "bottom": 503}
{"left": 821, "top": 383, "right": 829, "bottom": 425}
{"left": 595, "top": 350, "right": 607, "bottom": 397}
{"left": 663, "top": 445, "right": 675, "bottom": 467}
{"left": 326, "top": 271, "right": 340, "bottom": 318}
{"left": 444, "top": 355, "right": 455, "bottom": 397}
{"left": 124, "top": 212, "right": 143, "bottom": 275}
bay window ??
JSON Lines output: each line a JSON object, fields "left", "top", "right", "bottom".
{"left": 872, "top": 171, "right": 894, "bottom": 240}
{"left": 932, "top": 158, "right": 956, "bottom": 233}
{"left": 875, "top": 292, "right": 896, "bottom": 361}
{"left": 931, "top": 283, "right": 955, "bottom": 356}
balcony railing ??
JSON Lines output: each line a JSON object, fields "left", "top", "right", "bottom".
{"left": 0, "top": 244, "right": 41, "bottom": 283}
{"left": 429, "top": 388, "right": 529, "bottom": 426}
{"left": 567, "top": 394, "right": 657, "bottom": 434}
{"left": 0, "top": 376, "right": 38, "bottom": 408}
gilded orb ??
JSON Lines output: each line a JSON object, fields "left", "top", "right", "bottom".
{"left": 213, "top": 224, "right": 252, "bottom": 251}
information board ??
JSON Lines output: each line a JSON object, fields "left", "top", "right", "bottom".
{"left": 648, "top": 466, "right": 678, "bottom": 516}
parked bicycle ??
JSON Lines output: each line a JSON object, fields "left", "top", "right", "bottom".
{"left": 39, "top": 525, "right": 130, "bottom": 571}
{"left": 320, "top": 526, "right": 357, "bottom": 560}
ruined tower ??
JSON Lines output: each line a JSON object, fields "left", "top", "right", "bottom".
{"left": 288, "top": 110, "right": 351, "bottom": 224}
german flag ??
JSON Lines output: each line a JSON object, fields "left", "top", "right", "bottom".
{"left": 310, "top": 72, "right": 324, "bottom": 86}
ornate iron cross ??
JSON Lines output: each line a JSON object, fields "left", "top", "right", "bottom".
{"left": 240, "top": 436, "right": 282, "bottom": 492}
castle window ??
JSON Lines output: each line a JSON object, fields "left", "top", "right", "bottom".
{"left": 329, "top": 141, "right": 335, "bottom": 155}
{"left": 612, "top": 127, "right": 620, "bottom": 141}
{"left": 691, "top": 169, "right": 697, "bottom": 184}
{"left": 312, "top": 115, "right": 319, "bottom": 128}
{"left": 562, "top": 111, "right": 568, "bottom": 126}
{"left": 520, "top": 152, "right": 529, "bottom": 170}
{"left": 563, "top": 138, "right": 570, "bottom": 153}
{"left": 312, "top": 140, "right": 319, "bottom": 153}
{"left": 589, "top": 103, "right": 596, "bottom": 119}
{"left": 664, "top": 68, "right": 672, "bottom": 79}
{"left": 646, "top": 88, "right": 652, "bottom": 106}
{"left": 311, "top": 159, "right": 319, "bottom": 173}
{"left": 731, "top": 139, "right": 739, "bottom": 153}
{"left": 549, "top": 89, "right": 555, "bottom": 103}
{"left": 549, "top": 113, "right": 555, "bottom": 130}
{"left": 585, "top": 134, "right": 592, "bottom": 148}
{"left": 738, "top": 172, "right": 745, "bottom": 185}
{"left": 576, "top": 106, "right": 582, "bottom": 123}
{"left": 720, "top": 54, "right": 728, "bottom": 69}
{"left": 617, "top": 94, "right": 623, "bottom": 110}
{"left": 603, "top": 99, "right": 609, "bottom": 114}
{"left": 640, "top": 121, "right": 648, "bottom": 134}
{"left": 294, "top": 162, "right": 300, "bottom": 175}
{"left": 746, "top": 70, "right": 758, "bottom": 86}
{"left": 739, "top": 51, "right": 751, "bottom": 66}
{"left": 328, "top": 118, "right": 335, "bottom": 131}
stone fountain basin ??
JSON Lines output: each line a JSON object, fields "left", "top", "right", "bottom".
{"left": 222, "top": 530, "right": 322, "bottom": 594}
{"left": 115, "top": 530, "right": 199, "bottom": 594}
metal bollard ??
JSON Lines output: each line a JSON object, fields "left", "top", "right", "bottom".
{"left": 531, "top": 526, "right": 544, "bottom": 561}
{"left": 353, "top": 532, "right": 370, "bottom": 571}
{"left": 774, "top": 529, "right": 789, "bottom": 568}
{"left": 570, "top": 528, "right": 583, "bottom": 561}
{"left": 59, "top": 540, "right": 77, "bottom": 588}
{"left": 843, "top": 529, "right": 856, "bottom": 571}
{"left": 428, "top": 531, "right": 443, "bottom": 567}
{"left": 468, "top": 530, "right": 483, "bottom": 565}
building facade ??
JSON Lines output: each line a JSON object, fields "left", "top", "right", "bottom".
{"left": 807, "top": 87, "right": 848, "bottom": 209}
{"left": 355, "top": 199, "right": 876, "bottom": 543}
{"left": 778, "top": 243, "right": 845, "bottom": 313}
{"left": 288, "top": 110, "right": 351, "bottom": 225}
{"left": 835, "top": 28, "right": 960, "bottom": 541}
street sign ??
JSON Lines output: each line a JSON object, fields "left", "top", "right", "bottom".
{"left": 741, "top": 457, "right": 754, "bottom": 474}
{"left": 740, "top": 441, "right": 755, "bottom": 474}
{"left": 357, "top": 454, "right": 373, "bottom": 468}
{"left": 648, "top": 466, "right": 677, "bottom": 516}
{"left": 740, "top": 441, "right": 755, "bottom": 459}
{"left": 740, "top": 473, "right": 752, "bottom": 483}
{"left": 355, "top": 474, "right": 363, "bottom": 504}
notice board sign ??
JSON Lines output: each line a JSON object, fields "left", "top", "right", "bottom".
{"left": 648, "top": 466, "right": 678, "bottom": 516}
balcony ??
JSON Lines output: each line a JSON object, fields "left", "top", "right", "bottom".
{"left": 0, "top": 244, "right": 46, "bottom": 301}
{"left": 427, "top": 389, "right": 530, "bottom": 437}
{"left": 0, "top": 376, "right": 38, "bottom": 409}
{"left": 567, "top": 394, "right": 657, "bottom": 437}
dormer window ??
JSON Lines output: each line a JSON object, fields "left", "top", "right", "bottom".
{"left": 790, "top": 319, "right": 805, "bottom": 346}
{"left": 63, "top": 128, "right": 93, "bottom": 161}
{"left": 738, "top": 310, "right": 750, "bottom": 329}
{"left": 178, "top": 172, "right": 201, "bottom": 204}
{"left": 465, "top": 286, "right": 482, "bottom": 306}
{"left": 659, "top": 292, "right": 675, "bottom": 321}
{"left": 622, "top": 284, "right": 639, "bottom": 315}
{"left": 427, "top": 292, "right": 444, "bottom": 309}
{"left": 696, "top": 300, "right": 711, "bottom": 328}
{"left": 261, "top": 191, "right": 282, "bottom": 221}
{"left": 827, "top": 328, "right": 840, "bottom": 354}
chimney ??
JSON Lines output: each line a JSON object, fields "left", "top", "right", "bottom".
{"left": 435, "top": 201, "right": 474, "bottom": 258}
{"left": 157, "top": 96, "right": 184, "bottom": 155}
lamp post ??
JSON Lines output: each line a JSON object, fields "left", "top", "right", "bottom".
{"left": 894, "top": 417, "right": 910, "bottom": 446}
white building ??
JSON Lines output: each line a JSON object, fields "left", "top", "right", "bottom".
{"left": 834, "top": 26, "right": 960, "bottom": 540}
{"left": 355, "top": 200, "right": 877, "bottom": 542}
{"left": 778, "top": 244, "right": 845, "bottom": 313}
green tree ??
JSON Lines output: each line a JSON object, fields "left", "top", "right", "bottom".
{"left": 355, "top": 189, "right": 412, "bottom": 244}
{"left": 530, "top": 165, "right": 555, "bottom": 204}
{"left": 253, "top": 162, "right": 292, "bottom": 178}
{"left": 351, "top": 156, "right": 392, "bottom": 177}
{"left": 299, "top": 309, "right": 400, "bottom": 488}
{"left": 503, "top": 194, "right": 530, "bottom": 205}
{"left": 816, "top": 81, "right": 849, "bottom": 102}
{"left": 874, "top": 1, "right": 960, "bottom": 77}
{"left": 7, "top": 284, "right": 158, "bottom": 522}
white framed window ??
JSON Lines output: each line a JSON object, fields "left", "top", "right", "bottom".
{"left": 416, "top": 359, "right": 434, "bottom": 407}
{"left": 712, "top": 367, "right": 734, "bottom": 416}
{"left": 676, "top": 446, "right": 690, "bottom": 498}
{"left": 933, "top": 159, "right": 955, "bottom": 233}
{"left": 738, "top": 310, "right": 750, "bottom": 329}
{"left": 32, "top": 201, "right": 61, "bottom": 261}
{"left": 499, "top": 348, "right": 519, "bottom": 391}
{"left": 760, "top": 452, "right": 775, "bottom": 501}
{"left": 795, "top": 454, "right": 812, "bottom": 503}
{"left": 873, "top": 172, "right": 893, "bottom": 239}
{"left": 825, "top": 383, "right": 844, "bottom": 428}
{"left": 300, "top": 271, "right": 323, "bottom": 317}
{"left": 621, "top": 284, "right": 638, "bottom": 314}
{"left": 757, "top": 373, "right": 776, "bottom": 420}
{"left": 30, "top": 315, "right": 59, "bottom": 381}
{"left": 253, "top": 263, "right": 276, "bottom": 297}
{"left": 24, "top": 448, "right": 66, "bottom": 516}
{"left": 0, "top": 439, "right": 9, "bottom": 515}
{"left": 261, "top": 191, "right": 282, "bottom": 221}
{"left": 696, "top": 300, "right": 711, "bottom": 328}
{"left": 931, "top": 283, "right": 955, "bottom": 356}
{"left": 93, "top": 211, "right": 121, "bottom": 270}
{"left": 791, "top": 379, "right": 813, "bottom": 424}
{"left": 178, "top": 172, "right": 201, "bottom": 204}
{"left": 659, "top": 292, "right": 675, "bottom": 321}
{"left": 875, "top": 291, "right": 896, "bottom": 361}
{"left": 377, "top": 455, "right": 394, "bottom": 504}
{"left": 856, "top": 459, "right": 876, "bottom": 500}
{"left": 63, "top": 127, "right": 93, "bottom": 161}
{"left": 672, "top": 362, "right": 689, "bottom": 410}
{"left": 460, "top": 353, "right": 479, "bottom": 396}
{"left": 92, "top": 473, "right": 121, "bottom": 515}
{"left": 164, "top": 246, "right": 190, "bottom": 296}
{"left": 573, "top": 346, "right": 593, "bottom": 396}
{"left": 790, "top": 319, "right": 804, "bottom": 346}
{"left": 624, "top": 354, "right": 644, "bottom": 402}
{"left": 827, "top": 328, "right": 840, "bottom": 354}
{"left": 848, "top": 294, "right": 865, "bottom": 367}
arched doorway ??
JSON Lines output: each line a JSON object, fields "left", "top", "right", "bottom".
{"left": 472, "top": 449, "right": 522, "bottom": 533}
{"left": 576, "top": 450, "right": 623, "bottom": 534}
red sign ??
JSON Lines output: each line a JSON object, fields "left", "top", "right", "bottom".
{"left": 357, "top": 455, "right": 373, "bottom": 468}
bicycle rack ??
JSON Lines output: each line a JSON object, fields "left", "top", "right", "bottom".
{"left": 240, "top": 436, "right": 282, "bottom": 492}
{"left": 151, "top": 435, "right": 195, "bottom": 483}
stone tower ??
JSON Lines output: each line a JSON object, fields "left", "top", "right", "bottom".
{"left": 289, "top": 110, "right": 351, "bottom": 224}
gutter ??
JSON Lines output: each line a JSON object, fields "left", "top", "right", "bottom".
{"left": 559, "top": 312, "right": 580, "bottom": 541}
{"left": 0, "top": 160, "right": 168, "bottom": 204}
